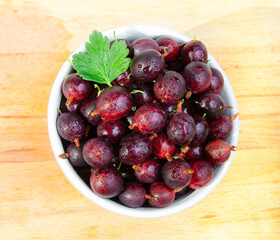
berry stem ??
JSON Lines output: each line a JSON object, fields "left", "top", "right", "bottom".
{"left": 230, "top": 146, "right": 237, "bottom": 151}
{"left": 117, "top": 161, "right": 122, "bottom": 170}
{"left": 90, "top": 109, "right": 99, "bottom": 117}
{"left": 165, "top": 153, "right": 172, "bottom": 162}
{"left": 183, "top": 169, "right": 194, "bottom": 175}
{"left": 178, "top": 41, "right": 188, "bottom": 48}
{"left": 128, "top": 122, "right": 137, "bottom": 130}
{"left": 231, "top": 112, "right": 239, "bottom": 122}
{"left": 58, "top": 153, "right": 70, "bottom": 159}
{"left": 181, "top": 146, "right": 190, "bottom": 154}
{"left": 131, "top": 90, "right": 145, "bottom": 94}
{"left": 185, "top": 91, "right": 192, "bottom": 99}
{"left": 127, "top": 73, "right": 131, "bottom": 79}
{"left": 177, "top": 99, "right": 184, "bottom": 113}
{"left": 149, "top": 133, "right": 158, "bottom": 141}
{"left": 160, "top": 46, "right": 169, "bottom": 59}
{"left": 174, "top": 189, "right": 182, "bottom": 193}
{"left": 225, "top": 105, "right": 233, "bottom": 109}
{"left": 57, "top": 108, "right": 62, "bottom": 114}
{"left": 94, "top": 84, "right": 103, "bottom": 96}
{"left": 145, "top": 194, "right": 158, "bottom": 202}
{"left": 66, "top": 95, "right": 73, "bottom": 107}
{"left": 73, "top": 138, "right": 80, "bottom": 148}
{"left": 85, "top": 124, "right": 90, "bottom": 137}
{"left": 91, "top": 169, "right": 98, "bottom": 176}
{"left": 132, "top": 165, "right": 142, "bottom": 172}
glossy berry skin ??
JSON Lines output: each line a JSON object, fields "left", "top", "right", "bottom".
{"left": 182, "top": 61, "right": 212, "bottom": 94}
{"left": 110, "top": 39, "right": 134, "bottom": 58}
{"left": 162, "top": 159, "right": 193, "bottom": 189}
{"left": 63, "top": 143, "right": 88, "bottom": 167}
{"left": 83, "top": 137, "right": 114, "bottom": 169}
{"left": 62, "top": 73, "right": 92, "bottom": 103}
{"left": 112, "top": 69, "right": 133, "bottom": 87}
{"left": 131, "top": 37, "right": 160, "bottom": 56}
{"left": 131, "top": 81, "right": 154, "bottom": 106}
{"left": 80, "top": 98, "right": 101, "bottom": 126}
{"left": 57, "top": 112, "right": 85, "bottom": 142}
{"left": 67, "top": 101, "right": 80, "bottom": 112}
{"left": 90, "top": 168, "right": 123, "bottom": 198}
{"left": 197, "top": 93, "right": 225, "bottom": 119}
{"left": 207, "top": 67, "right": 224, "bottom": 94}
{"left": 154, "top": 71, "right": 186, "bottom": 105}
{"left": 185, "top": 145, "right": 204, "bottom": 160}
{"left": 152, "top": 132, "right": 176, "bottom": 160}
{"left": 155, "top": 37, "right": 179, "bottom": 61}
{"left": 133, "top": 158, "right": 162, "bottom": 184}
{"left": 181, "top": 40, "right": 208, "bottom": 66}
{"left": 167, "top": 112, "right": 196, "bottom": 146}
{"left": 119, "top": 133, "right": 153, "bottom": 166}
{"left": 208, "top": 115, "right": 232, "bottom": 139}
{"left": 146, "top": 182, "right": 175, "bottom": 208}
{"left": 133, "top": 103, "right": 168, "bottom": 134}
{"left": 96, "top": 86, "right": 133, "bottom": 120}
{"left": 97, "top": 119, "right": 126, "bottom": 145}
{"left": 190, "top": 115, "right": 209, "bottom": 146}
{"left": 119, "top": 182, "right": 146, "bottom": 208}
{"left": 205, "top": 139, "right": 232, "bottom": 165}
{"left": 188, "top": 159, "right": 214, "bottom": 189}
{"left": 130, "top": 49, "right": 165, "bottom": 82}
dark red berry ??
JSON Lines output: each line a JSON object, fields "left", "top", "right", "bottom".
{"left": 205, "top": 139, "right": 236, "bottom": 165}
{"left": 196, "top": 93, "right": 226, "bottom": 119}
{"left": 90, "top": 168, "right": 123, "bottom": 198}
{"left": 167, "top": 112, "right": 196, "bottom": 145}
{"left": 59, "top": 143, "right": 88, "bottom": 167}
{"left": 112, "top": 69, "right": 133, "bottom": 87}
{"left": 152, "top": 132, "right": 175, "bottom": 161}
{"left": 83, "top": 137, "right": 114, "bottom": 169}
{"left": 162, "top": 159, "right": 193, "bottom": 189}
{"left": 131, "top": 81, "right": 155, "bottom": 106}
{"left": 119, "top": 133, "right": 152, "bottom": 166}
{"left": 154, "top": 70, "right": 186, "bottom": 105}
{"left": 110, "top": 39, "right": 134, "bottom": 58}
{"left": 97, "top": 119, "right": 126, "bottom": 145}
{"left": 131, "top": 38, "right": 160, "bottom": 56}
{"left": 132, "top": 157, "right": 162, "bottom": 184}
{"left": 62, "top": 73, "right": 92, "bottom": 105}
{"left": 130, "top": 49, "right": 165, "bottom": 82}
{"left": 96, "top": 86, "right": 133, "bottom": 120}
{"left": 57, "top": 112, "right": 85, "bottom": 147}
{"left": 131, "top": 103, "right": 168, "bottom": 134}
{"left": 119, "top": 182, "right": 146, "bottom": 208}
{"left": 145, "top": 182, "right": 175, "bottom": 208}
{"left": 184, "top": 145, "right": 204, "bottom": 160}
{"left": 207, "top": 67, "right": 224, "bottom": 94}
{"left": 155, "top": 37, "right": 179, "bottom": 61}
{"left": 189, "top": 114, "right": 209, "bottom": 146}
{"left": 208, "top": 114, "right": 238, "bottom": 139}
{"left": 181, "top": 40, "right": 208, "bottom": 66}
{"left": 80, "top": 98, "right": 101, "bottom": 126}
{"left": 182, "top": 61, "right": 212, "bottom": 94}
{"left": 188, "top": 159, "right": 214, "bottom": 189}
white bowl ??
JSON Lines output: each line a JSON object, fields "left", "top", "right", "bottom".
{"left": 48, "top": 24, "right": 239, "bottom": 218}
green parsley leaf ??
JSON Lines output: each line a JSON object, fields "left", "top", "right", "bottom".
{"left": 72, "top": 30, "right": 131, "bottom": 86}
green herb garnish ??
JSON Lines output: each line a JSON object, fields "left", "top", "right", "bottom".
{"left": 72, "top": 30, "right": 131, "bottom": 87}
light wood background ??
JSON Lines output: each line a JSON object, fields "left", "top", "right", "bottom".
{"left": 0, "top": 0, "right": 279, "bottom": 239}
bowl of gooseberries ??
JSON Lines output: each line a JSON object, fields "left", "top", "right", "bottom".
{"left": 48, "top": 24, "right": 239, "bottom": 218}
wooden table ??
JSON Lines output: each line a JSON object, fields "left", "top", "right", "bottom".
{"left": 1, "top": 0, "right": 279, "bottom": 239}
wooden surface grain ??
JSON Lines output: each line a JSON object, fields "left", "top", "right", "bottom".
{"left": 0, "top": 0, "right": 280, "bottom": 239}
